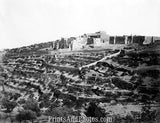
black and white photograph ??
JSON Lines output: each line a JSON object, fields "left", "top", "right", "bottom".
{"left": 0, "top": 0, "right": 160, "bottom": 122}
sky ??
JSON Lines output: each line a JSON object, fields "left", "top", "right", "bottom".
{"left": 0, "top": 0, "right": 160, "bottom": 49}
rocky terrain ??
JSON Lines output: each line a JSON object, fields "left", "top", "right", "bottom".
{"left": 0, "top": 42, "right": 160, "bottom": 123}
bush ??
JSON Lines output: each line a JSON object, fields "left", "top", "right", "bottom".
{"left": 1, "top": 98, "right": 17, "bottom": 113}
{"left": 85, "top": 102, "right": 106, "bottom": 118}
{"left": 16, "top": 110, "right": 37, "bottom": 123}
{"left": 23, "top": 98, "right": 41, "bottom": 116}
{"left": 46, "top": 106, "right": 77, "bottom": 117}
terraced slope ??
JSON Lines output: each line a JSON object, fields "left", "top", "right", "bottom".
{"left": 0, "top": 44, "right": 160, "bottom": 123}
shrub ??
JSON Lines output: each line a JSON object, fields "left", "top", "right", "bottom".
{"left": 1, "top": 98, "right": 17, "bottom": 113}
{"left": 23, "top": 98, "right": 41, "bottom": 116}
{"left": 16, "top": 110, "right": 37, "bottom": 123}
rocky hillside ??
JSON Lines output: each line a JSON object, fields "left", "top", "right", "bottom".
{"left": 0, "top": 42, "right": 160, "bottom": 123}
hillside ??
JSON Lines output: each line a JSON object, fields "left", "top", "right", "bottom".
{"left": 0, "top": 41, "right": 160, "bottom": 123}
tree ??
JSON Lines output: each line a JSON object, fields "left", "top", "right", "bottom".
{"left": 85, "top": 102, "right": 106, "bottom": 123}
{"left": 60, "top": 73, "right": 66, "bottom": 84}
{"left": 23, "top": 98, "right": 41, "bottom": 116}
{"left": 16, "top": 110, "right": 37, "bottom": 123}
{"left": 46, "top": 106, "right": 79, "bottom": 123}
{"left": 141, "top": 105, "right": 157, "bottom": 122}
{"left": 46, "top": 106, "right": 78, "bottom": 117}
{"left": 1, "top": 98, "right": 17, "bottom": 113}
{"left": 54, "top": 90, "right": 61, "bottom": 100}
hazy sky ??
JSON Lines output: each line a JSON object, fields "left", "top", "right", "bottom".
{"left": 0, "top": 0, "right": 160, "bottom": 49}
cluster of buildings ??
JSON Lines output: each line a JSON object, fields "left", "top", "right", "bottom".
{"left": 51, "top": 31, "right": 160, "bottom": 51}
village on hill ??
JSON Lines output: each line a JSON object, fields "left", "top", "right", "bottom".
{"left": 0, "top": 31, "right": 160, "bottom": 123}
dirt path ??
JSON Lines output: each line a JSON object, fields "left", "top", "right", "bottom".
{"left": 79, "top": 50, "right": 121, "bottom": 70}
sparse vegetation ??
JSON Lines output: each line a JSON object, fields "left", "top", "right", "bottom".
{"left": 0, "top": 38, "right": 160, "bottom": 123}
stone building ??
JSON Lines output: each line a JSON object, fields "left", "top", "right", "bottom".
{"left": 71, "top": 31, "right": 109, "bottom": 50}
{"left": 86, "top": 31, "right": 110, "bottom": 45}
{"left": 71, "top": 36, "right": 87, "bottom": 51}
